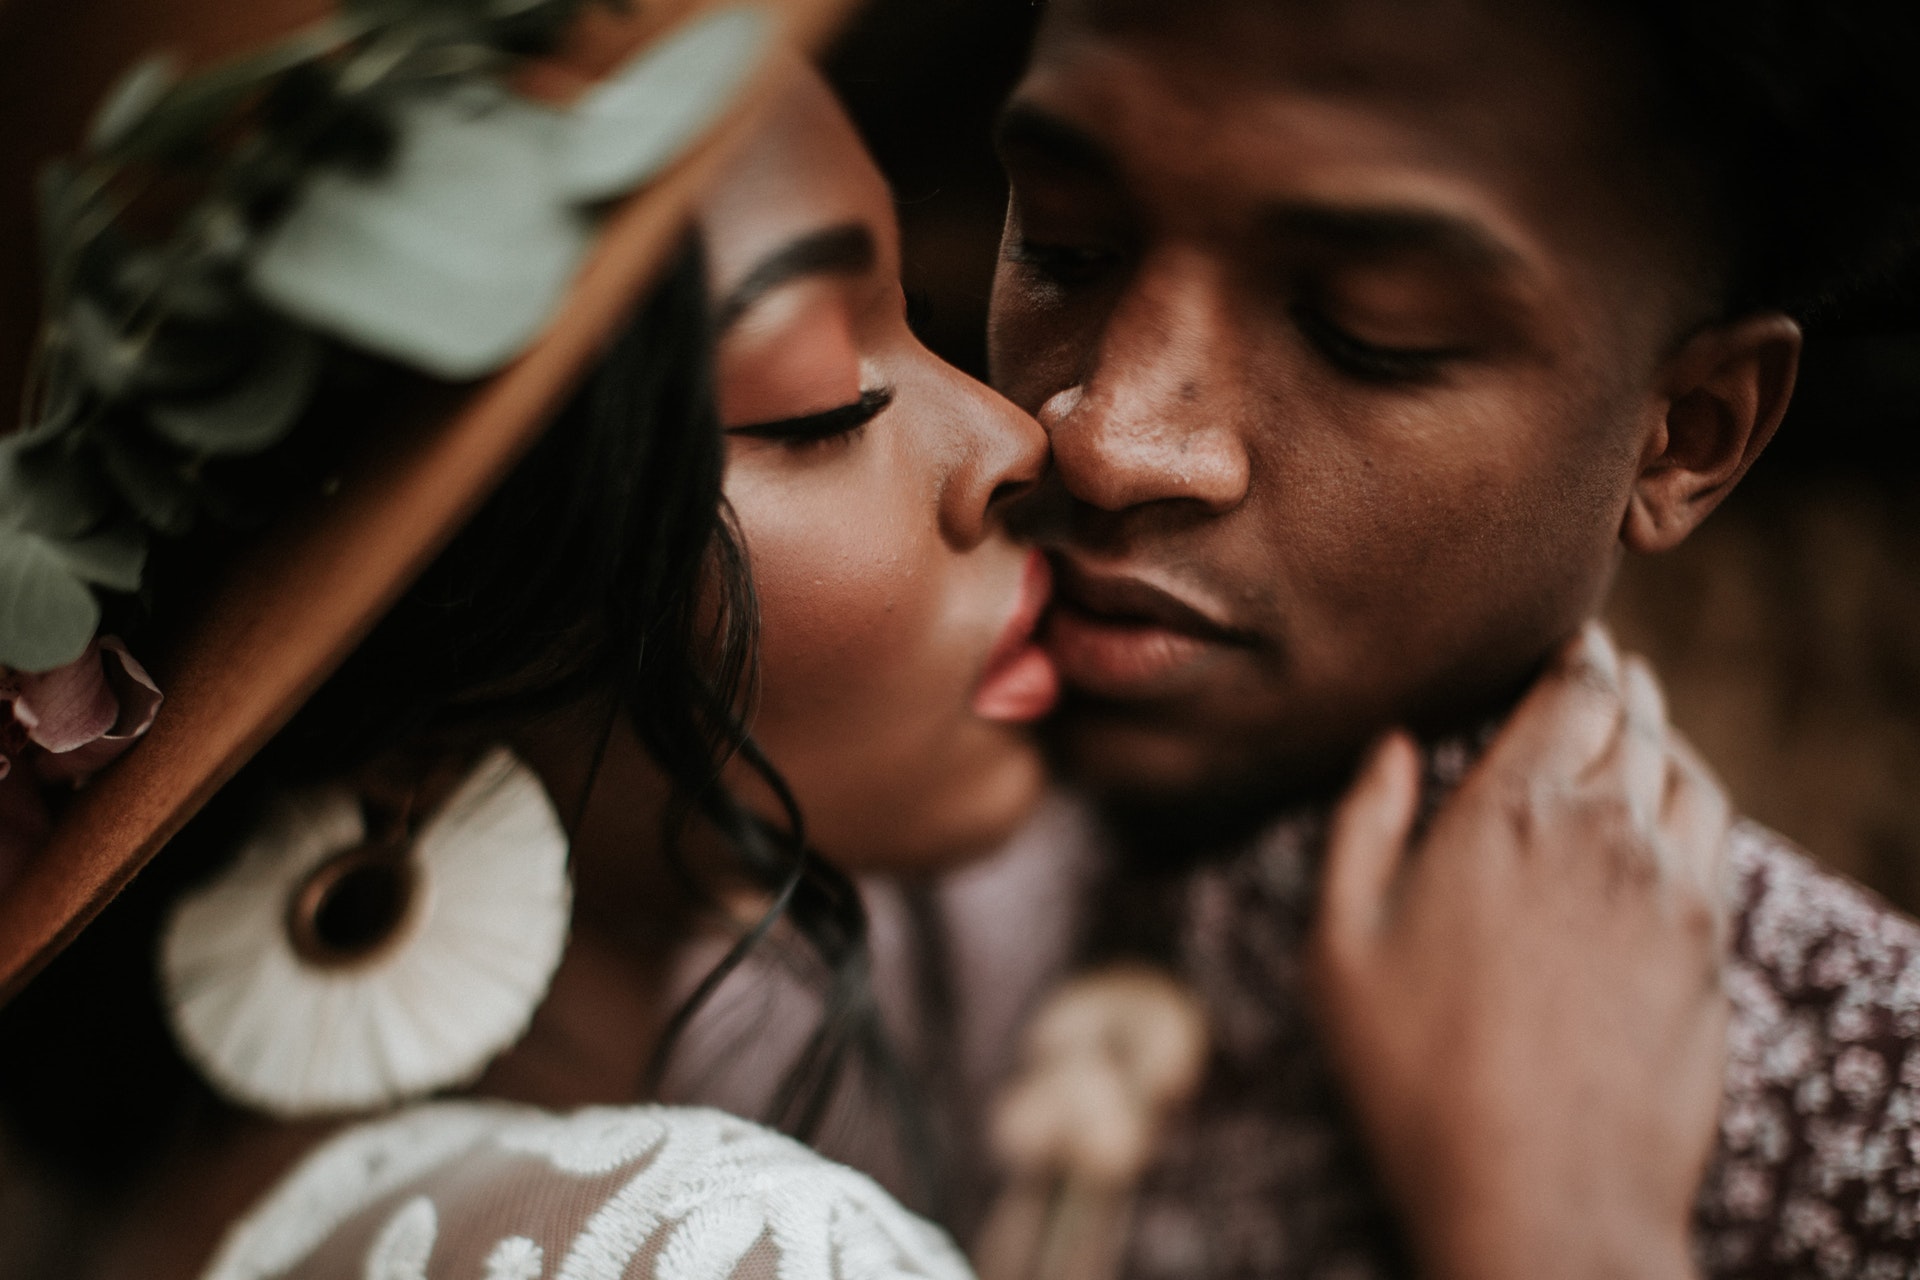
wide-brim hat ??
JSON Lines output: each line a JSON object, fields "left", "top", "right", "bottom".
{"left": 0, "top": 0, "right": 859, "bottom": 1000}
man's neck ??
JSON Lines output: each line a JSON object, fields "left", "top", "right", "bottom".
{"left": 1087, "top": 710, "right": 1511, "bottom": 875}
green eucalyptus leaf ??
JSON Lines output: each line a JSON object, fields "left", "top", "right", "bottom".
{"left": 116, "top": 249, "right": 242, "bottom": 324}
{"left": 66, "top": 296, "right": 142, "bottom": 401}
{"left": 340, "top": 0, "right": 431, "bottom": 25}
{"left": 95, "top": 428, "right": 198, "bottom": 535}
{"left": 107, "top": 25, "right": 355, "bottom": 163}
{"left": 557, "top": 4, "right": 770, "bottom": 203}
{"left": 88, "top": 55, "right": 181, "bottom": 154}
{"left": 0, "top": 434, "right": 110, "bottom": 540}
{"left": 148, "top": 324, "right": 322, "bottom": 454}
{"left": 189, "top": 200, "right": 254, "bottom": 270}
{"left": 0, "top": 528, "right": 102, "bottom": 673}
{"left": 22, "top": 343, "right": 87, "bottom": 441}
{"left": 249, "top": 88, "right": 587, "bottom": 379}
{"left": 487, "top": 0, "right": 569, "bottom": 18}
{"left": 50, "top": 521, "right": 146, "bottom": 592}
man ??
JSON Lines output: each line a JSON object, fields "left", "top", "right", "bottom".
{"left": 989, "top": 0, "right": 1920, "bottom": 1275}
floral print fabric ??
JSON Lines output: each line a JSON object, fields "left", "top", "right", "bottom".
{"left": 1117, "top": 814, "right": 1920, "bottom": 1279}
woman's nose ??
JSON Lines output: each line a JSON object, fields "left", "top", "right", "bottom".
{"left": 934, "top": 359, "right": 1050, "bottom": 548}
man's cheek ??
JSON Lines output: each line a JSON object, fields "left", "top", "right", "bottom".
{"left": 988, "top": 273, "right": 1105, "bottom": 412}
{"left": 986, "top": 265, "right": 1044, "bottom": 400}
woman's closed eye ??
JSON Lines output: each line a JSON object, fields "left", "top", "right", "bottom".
{"left": 725, "top": 386, "right": 895, "bottom": 447}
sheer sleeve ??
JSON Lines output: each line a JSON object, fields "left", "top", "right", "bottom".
{"left": 198, "top": 1103, "right": 974, "bottom": 1280}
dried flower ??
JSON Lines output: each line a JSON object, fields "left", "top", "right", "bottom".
{"left": 0, "top": 637, "right": 163, "bottom": 887}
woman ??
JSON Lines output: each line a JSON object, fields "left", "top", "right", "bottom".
{"left": 0, "top": 31, "right": 1727, "bottom": 1280}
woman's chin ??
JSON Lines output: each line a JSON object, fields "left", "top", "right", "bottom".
{"left": 824, "top": 735, "right": 1050, "bottom": 875}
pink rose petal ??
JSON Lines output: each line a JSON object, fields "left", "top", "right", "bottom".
{"left": 14, "top": 640, "right": 119, "bottom": 754}
{"left": 98, "top": 637, "right": 162, "bottom": 739}
{"left": 0, "top": 637, "right": 163, "bottom": 871}
{"left": 33, "top": 637, "right": 165, "bottom": 786}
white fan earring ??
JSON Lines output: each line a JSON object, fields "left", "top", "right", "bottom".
{"left": 160, "top": 745, "right": 572, "bottom": 1118}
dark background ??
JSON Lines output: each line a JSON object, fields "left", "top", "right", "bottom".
{"left": 824, "top": 0, "right": 1920, "bottom": 913}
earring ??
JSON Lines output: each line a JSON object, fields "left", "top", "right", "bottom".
{"left": 160, "top": 746, "right": 572, "bottom": 1117}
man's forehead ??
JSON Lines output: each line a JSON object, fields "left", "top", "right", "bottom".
{"left": 1000, "top": 21, "right": 1558, "bottom": 257}
{"left": 1036, "top": 0, "right": 1638, "bottom": 106}
{"left": 1009, "top": 0, "right": 1692, "bottom": 272}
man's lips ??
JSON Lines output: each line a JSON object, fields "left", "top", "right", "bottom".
{"left": 973, "top": 550, "right": 1062, "bottom": 723}
{"left": 1042, "top": 557, "right": 1250, "bottom": 698}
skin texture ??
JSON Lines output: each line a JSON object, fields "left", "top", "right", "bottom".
{"left": 79, "top": 69, "right": 1069, "bottom": 1280}
{"left": 990, "top": 0, "right": 1801, "bottom": 811}
{"left": 72, "top": 53, "right": 1738, "bottom": 1280}
{"left": 701, "top": 63, "right": 1058, "bottom": 871}
{"left": 1311, "top": 625, "right": 1730, "bottom": 1280}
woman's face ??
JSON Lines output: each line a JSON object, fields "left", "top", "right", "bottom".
{"left": 698, "top": 65, "right": 1057, "bottom": 872}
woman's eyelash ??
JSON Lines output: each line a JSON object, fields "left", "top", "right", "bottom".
{"left": 726, "top": 386, "right": 895, "bottom": 445}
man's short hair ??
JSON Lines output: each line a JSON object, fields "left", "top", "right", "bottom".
{"left": 1620, "top": 0, "right": 1920, "bottom": 323}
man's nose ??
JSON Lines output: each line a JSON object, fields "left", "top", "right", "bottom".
{"left": 1042, "top": 254, "right": 1251, "bottom": 515}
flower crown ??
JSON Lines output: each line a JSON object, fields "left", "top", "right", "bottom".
{"left": 0, "top": 0, "right": 767, "bottom": 880}
{"left": 0, "top": 0, "right": 766, "bottom": 679}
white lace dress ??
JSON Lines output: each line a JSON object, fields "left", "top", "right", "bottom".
{"left": 198, "top": 1103, "right": 974, "bottom": 1280}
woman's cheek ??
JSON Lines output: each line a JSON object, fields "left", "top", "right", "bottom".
{"left": 721, "top": 451, "right": 1046, "bottom": 868}
{"left": 725, "top": 460, "right": 933, "bottom": 760}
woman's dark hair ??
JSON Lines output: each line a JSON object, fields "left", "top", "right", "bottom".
{"left": 1612, "top": 0, "right": 1920, "bottom": 324}
{"left": 0, "top": 242, "right": 898, "bottom": 1196}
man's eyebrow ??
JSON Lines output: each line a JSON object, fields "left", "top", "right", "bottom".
{"left": 715, "top": 223, "right": 876, "bottom": 332}
{"left": 1260, "top": 203, "right": 1523, "bottom": 274}
{"left": 993, "top": 102, "right": 1118, "bottom": 178}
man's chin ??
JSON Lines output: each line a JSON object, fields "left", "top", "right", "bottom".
{"left": 1040, "top": 697, "right": 1356, "bottom": 865}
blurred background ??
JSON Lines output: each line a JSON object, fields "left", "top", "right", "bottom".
{"left": 825, "top": 0, "right": 1920, "bottom": 914}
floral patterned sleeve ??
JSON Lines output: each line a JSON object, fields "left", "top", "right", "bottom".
{"left": 1699, "top": 823, "right": 1920, "bottom": 1279}
{"left": 1096, "top": 804, "right": 1920, "bottom": 1280}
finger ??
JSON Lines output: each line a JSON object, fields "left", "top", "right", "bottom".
{"left": 1660, "top": 735, "right": 1735, "bottom": 969}
{"left": 1661, "top": 735, "right": 1734, "bottom": 906}
{"left": 1601, "top": 655, "right": 1669, "bottom": 841}
{"left": 1319, "top": 731, "right": 1423, "bottom": 954}
{"left": 1481, "top": 622, "right": 1624, "bottom": 783}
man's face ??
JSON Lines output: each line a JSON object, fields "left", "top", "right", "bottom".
{"left": 992, "top": 0, "right": 1715, "bottom": 806}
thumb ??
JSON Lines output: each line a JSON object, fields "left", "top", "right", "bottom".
{"left": 1318, "top": 731, "right": 1423, "bottom": 960}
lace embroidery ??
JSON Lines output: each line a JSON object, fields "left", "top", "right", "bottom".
{"left": 202, "top": 1103, "right": 506, "bottom": 1280}
{"left": 201, "top": 1104, "right": 973, "bottom": 1280}
{"left": 481, "top": 1237, "right": 544, "bottom": 1280}
{"left": 365, "top": 1198, "right": 437, "bottom": 1280}
{"left": 490, "top": 1107, "right": 670, "bottom": 1176}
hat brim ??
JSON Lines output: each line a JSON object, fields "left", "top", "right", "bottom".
{"left": 0, "top": 0, "right": 862, "bottom": 1002}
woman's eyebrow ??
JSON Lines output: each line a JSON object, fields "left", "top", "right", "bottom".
{"left": 715, "top": 223, "right": 876, "bottom": 331}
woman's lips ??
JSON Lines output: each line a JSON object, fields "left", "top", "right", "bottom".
{"left": 973, "top": 550, "right": 1062, "bottom": 723}
{"left": 1040, "top": 559, "right": 1244, "bottom": 698}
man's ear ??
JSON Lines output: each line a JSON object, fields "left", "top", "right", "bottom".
{"left": 1622, "top": 313, "right": 1802, "bottom": 554}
